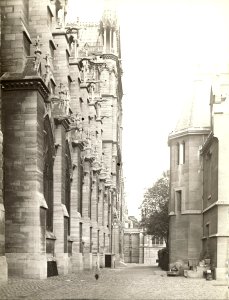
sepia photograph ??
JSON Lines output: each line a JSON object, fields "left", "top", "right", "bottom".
{"left": 0, "top": 0, "right": 229, "bottom": 299}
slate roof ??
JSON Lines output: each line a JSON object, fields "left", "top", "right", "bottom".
{"left": 169, "top": 79, "right": 211, "bottom": 139}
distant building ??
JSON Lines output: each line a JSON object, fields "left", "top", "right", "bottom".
{"left": 0, "top": 0, "right": 125, "bottom": 280}
{"left": 168, "top": 69, "right": 229, "bottom": 280}
{"left": 123, "top": 217, "right": 165, "bottom": 264}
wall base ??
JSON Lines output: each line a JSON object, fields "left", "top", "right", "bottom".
{"left": 56, "top": 253, "right": 69, "bottom": 275}
{"left": 0, "top": 256, "right": 8, "bottom": 281}
{"left": 83, "top": 253, "right": 92, "bottom": 270}
{"left": 215, "top": 267, "right": 227, "bottom": 281}
{"left": 6, "top": 253, "right": 47, "bottom": 279}
{"left": 71, "top": 253, "right": 83, "bottom": 272}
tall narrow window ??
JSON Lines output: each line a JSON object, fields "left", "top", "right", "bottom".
{"left": 65, "top": 141, "right": 71, "bottom": 235}
{"left": 102, "top": 194, "right": 105, "bottom": 226}
{"left": 179, "top": 142, "right": 185, "bottom": 164}
{"left": 79, "top": 163, "right": 83, "bottom": 216}
{"left": 96, "top": 175, "right": 99, "bottom": 222}
{"left": 88, "top": 172, "right": 92, "bottom": 219}
{"left": 206, "top": 223, "right": 210, "bottom": 238}
{"left": 43, "top": 116, "right": 55, "bottom": 232}
{"left": 90, "top": 227, "right": 92, "bottom": 253}
{"left": 177, "top": 142, "right": 185, "bottom": 165}
{"left": 97, "top": 230, "right": 100, "bottom": 253}
{"left": 79, "top": 222, "right": 83, "bottom": 253}
{"left": 176, "top": 143, "right": 180, "bottom": 165}
{"left": 64, "top": 217, "right": 68, "bottom": 253}
{"left": 206, "top": 152, "right": 212, "bottom": 199}
{"left": 23, "top": 32, "right": 31, "bottom": 56}
{"left": 176, "top": 190, "right": 182, "bottom": 213}
{"left": 78, "top": 150, "right": 83, "bottom": 215}
{"left": 182, "top": 142, "right": 185, "bottom": 164}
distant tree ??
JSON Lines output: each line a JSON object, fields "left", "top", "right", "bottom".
{"left": 140, "top": 172, "right": 169, "bottom": 247}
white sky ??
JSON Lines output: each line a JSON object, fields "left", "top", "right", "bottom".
{"left": 67, "top": 0, "right": 229, "bottom": 218}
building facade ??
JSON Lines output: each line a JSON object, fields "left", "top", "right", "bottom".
{"left": 0, "top": 0, "right": 125, "bottom": 280}
{"left": 168, "top": 70, "right": 229, "bottom": 280}
{"left": 200, "top": 71, "right": 229, "bottom": 280}
{"left": 123, "top": 217, "right": 165, "bottom": 264}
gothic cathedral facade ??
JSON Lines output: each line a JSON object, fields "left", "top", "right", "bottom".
{"left": 0, "top": 0, "right": 125, "bottom": 280}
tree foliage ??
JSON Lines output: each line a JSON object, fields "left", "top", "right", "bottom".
{"left": 140, "top": 172, "right": 169, "bottom": 245}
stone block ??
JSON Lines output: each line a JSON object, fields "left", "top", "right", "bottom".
{"left": 83, "top": 253, "right": 92, "bottom": 270}
{"left": 0, "top": 256, "right": 8, "bottom": 281}
{"left": 6, "top": 253, "right": 46, "bottom": 279}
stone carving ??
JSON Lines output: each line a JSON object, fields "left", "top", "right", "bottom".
{"left": 58, "top": 83, "right": 70, "bottom": 115}
{"left": 43, "top": 53, "right": 52, "bottom": 85}
{"left": 34, "top": 36, "right": 42, "bottom": 72}
{"left": 81, "top": 60, "right": 89, "bottom": 82}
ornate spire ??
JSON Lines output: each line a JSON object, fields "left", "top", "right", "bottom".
{"left": 102, "top": 0, "right": 118, "bottom": 28}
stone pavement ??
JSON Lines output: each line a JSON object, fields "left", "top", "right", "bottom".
{"left": 0, "top": 264, "right": 228, "bottom": 300}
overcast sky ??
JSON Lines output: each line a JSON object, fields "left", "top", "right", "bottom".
{"left": 67, "top": 0, "right": 229, "bottom": 218}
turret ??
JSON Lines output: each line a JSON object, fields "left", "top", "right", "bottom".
{"left": 100, "top": 0, "right": 118, "bottom": 54}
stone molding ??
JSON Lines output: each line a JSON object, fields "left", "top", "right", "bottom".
{"left": 203, "top": 200, "right": 229, "bottom": 213}
{"left": 168, "top": 127, "right": 211, "bottom": 142}
{"left": 1, "top": 79, "right": 50, "bottom": 101}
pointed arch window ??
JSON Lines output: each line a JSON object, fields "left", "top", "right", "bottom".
{"left": 43, "top": 116, "right": 55, "bottom": 232}
{"left": 65, "top": 141, "right": 72, "bottom": 235}
{"left": 177, "top": 141, "right": 185, "bottom": 165}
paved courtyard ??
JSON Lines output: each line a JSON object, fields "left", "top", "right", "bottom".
{"left": 0, "top": 264, "right": 228, "bottom": 300}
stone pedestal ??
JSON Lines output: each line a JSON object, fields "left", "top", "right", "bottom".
{"left": 215, "top": 267, "right": 227, "bottom": 281}
{"left": 92, "top": 253, "right": 99, "bottom": 268}
{"left": 100, "top": 253, "right": 105, "bottom": 268}
{"left": 72, "top": 253, "right": 83, "bottom": 271}
{"left": 6, "top": 253, "right": 47, "bottom": 279}
{"left": 83, "top": 253, "right": 92, "bottom": 270}
{"left": 0, "top": 256, "right": 7, "bottom": 281}
{"left": 56, "top": 253, "right": 69, "bottom": 275}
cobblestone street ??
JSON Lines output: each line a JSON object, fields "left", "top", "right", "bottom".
{"left": 0, "top": 264, "right": 228, "bottom": 300}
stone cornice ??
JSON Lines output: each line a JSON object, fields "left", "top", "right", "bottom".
{"left": 203, "top": 200, "right": 229, "bottom": 213}
{"left": 1, "top": 78, "right": 50, "bottom": 101}
{"left": 168, "top": 127, "right": 211, "bottom": 143}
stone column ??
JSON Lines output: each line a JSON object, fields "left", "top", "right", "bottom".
{"left": 83, "top": 224, "right": 92, "bottom": 270}
{"left": 103, "top": 27, "right": 107, "bottom": 53}
{"left": 2, "top": 86, "right": 48, "bottom": 279}
{"left": 113, "top": 30, "right": 117, "bottom": 55}
{"left": 53, "top": 124, "right": 68, "bottom": 275}
{"left": 82, "top": 160, "right": 90, "bottom": 218}
{"left": 0, "top": 120, "right": 7, "bottom": 280}
{"left": 109, "top": 28, "right": 112, "bottom": 53}
{"left": 70, "top": 143, "right": 83, "bottom": 271}
{"left": 139, "top": 231, "right": 144, "bottom": 264}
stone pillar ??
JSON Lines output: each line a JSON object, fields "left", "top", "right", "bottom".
{"left": 109, "top": 28, "right": 112, "bottom": 52}
{"left": 98, "top": 181, "right": 104, "bottom": 226}
{"left": 113, "top": 30, "right": 117, "bottom": 55}
{"left": 2, "top": 86, "right": 48, "bottom": 279}
{"left": 82, "top": 224, "right": 92, "bottom": 270}
{"left": 103, "top": 27, "right": 107, "bottom": 53}
{"left": 0, "top": 128, "right": 7, "bottom": 281}
{"left": 112, "top": 223, "right": 120, "bottom": 261}
{"left": 139, "top": 232, "right": 144, "bottom": 264}
{"left": 82, "top": 160, "right": 90, "bottom": 218}
{"left": 53, "top": 124, "right": 68, "bottom": 275}
{"left": 91, "top": 173, "right": 98, "bottom": 222}
{"left": 70, "top": 143, "right": 83, "bottom": 271}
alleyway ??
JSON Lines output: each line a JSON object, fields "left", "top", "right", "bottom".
{"left": 0, "top": 264, "right": 227, "bottom": 300}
